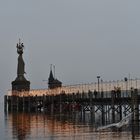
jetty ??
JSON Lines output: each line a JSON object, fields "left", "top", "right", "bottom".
{"left": 4, "top": 41, "right": 140, "bottom": 134}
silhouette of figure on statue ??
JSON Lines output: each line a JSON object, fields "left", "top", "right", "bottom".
{"left": 16, "top": 42, "right": 25, "bottom": 77}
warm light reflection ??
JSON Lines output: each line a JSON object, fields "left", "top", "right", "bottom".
{"left": 6, "top": 113, "right": 133, "bottom": 140}
{"left": 8, "top": 113, "right": 31, "bottom": 140}
{"left": 7, "top": 112, "right": 94, "bottom": 140}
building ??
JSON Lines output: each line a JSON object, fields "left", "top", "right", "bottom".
{"left": 48, "top": 69, "right": 62, "bottom": 89}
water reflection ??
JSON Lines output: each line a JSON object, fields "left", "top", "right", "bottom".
{"left": 5, "top": 112, "right": 30, "bottom": 140}
{"left": 5, "top": 112, "right": 140, "bottom": 140}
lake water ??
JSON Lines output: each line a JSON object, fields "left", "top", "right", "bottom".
{"left": 1, "top": 101, "right": 140, "bottom": 140}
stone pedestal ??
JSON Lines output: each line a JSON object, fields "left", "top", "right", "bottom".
{"left": 12, "top": 75, "right": 30, "bottom": 91}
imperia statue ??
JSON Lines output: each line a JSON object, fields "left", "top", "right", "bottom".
{"left": 12, "top": 40, "right": 30, "bottom": 92}
{"left": 16, "top": 41, "right": 26, "bottom": 77}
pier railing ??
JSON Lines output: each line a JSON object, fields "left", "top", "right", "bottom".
{"left": 7, "top": 78, "right": 140, "bottom": 97}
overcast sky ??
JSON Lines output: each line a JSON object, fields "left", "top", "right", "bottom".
{"left": 0, "top": 0, "right": 140, "bottom": 100}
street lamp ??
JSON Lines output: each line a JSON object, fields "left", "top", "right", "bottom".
{"left": 97, "top": 76, "right": 100, "bottom": 94}
{"left": 124, "top": 77, "right": 128, "bottom": 97}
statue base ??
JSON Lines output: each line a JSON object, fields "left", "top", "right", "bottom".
{"left": 12, "top": 75, "right": 30, "bottom": 91}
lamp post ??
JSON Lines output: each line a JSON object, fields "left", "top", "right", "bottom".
{"left": 97, "top": 76, "right": 100, "bottom": 95}
{"left": 124, "top": 77, "right": 128, "bottom": 97}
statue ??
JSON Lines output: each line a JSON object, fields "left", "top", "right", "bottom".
{"left": 11, "top": 40, "right": 30, "bottom": 91}
{"left": 16, "top": 40, "right": 26, "bottom": 78}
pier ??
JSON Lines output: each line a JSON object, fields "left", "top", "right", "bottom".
{"left": 4, "top": 41, "right": 140, "bottom": 137}
{"left": 5, "top": 79, "right": 140, "bottom": 133}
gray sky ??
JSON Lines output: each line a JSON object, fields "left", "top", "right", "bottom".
{"left": 0, "top": 0, "right": 140, "bottom": 99}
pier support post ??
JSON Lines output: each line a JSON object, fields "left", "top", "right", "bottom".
{"left": 42, "top": 95, "right": 45, "bottom": 112}
{"left": 28, "top": 95, "right": 31, "bottom": 112}
{"left": 134, "top": 89, "right": 139, "bottom": 134}
{"left": 131, "top": 88, "right": 135, "bottom": 138}
{"left": 119, "top": 105, "right": 122, "bottom": 121}
{"left": 116, "top": 88, "right": 122, "bottom": 121}
{"left": 89, "top": 91, "right": 95, "bottom": 123}
{"left": 83, "top": 105, "right": 86, "bottom": 122}
{"left": 111, "top": 90, "right": 115, "bottom": 123}
{"left": 131, "top": 88, "right": 139, "bottom": 137}
{"left": 11, "top": 96, "right": 13, "bottom": 112}
{"left": 101, "top": 91, "right": 105, "bottom": 125}
{"left": 35, "top": 95, "right": 38, "bottom": 112}
{"left": 16, "top": 96, "right": 19, "bottom": 112}
{"left": 7, "top": 96, "right": 11, "bottom": 112}
{"left": 51, "top": 95, "right": 54, "bottom": 114}
{"left": 91, "top": 105, "right": 95, "bottom": 123}
{"left": 23, "top": 96, "right": 25, "bottom": 111}
{"left": 4, "top": 95, "right": 7, "bottom": 112}
{"left": 59, "top": 93, "right": 62, "bottom": 114}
